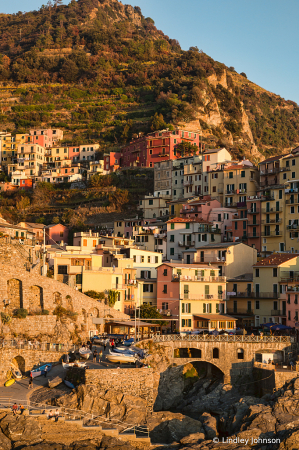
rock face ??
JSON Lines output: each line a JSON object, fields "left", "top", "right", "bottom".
{"left": 50, "top": 384, "right": 148, "bottom": 425}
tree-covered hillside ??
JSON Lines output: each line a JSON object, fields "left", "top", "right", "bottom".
{"left": 0, "top": 0, "right": 299, "bottom": 159}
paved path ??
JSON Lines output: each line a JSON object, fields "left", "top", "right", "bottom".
{"left": 0, "top": 343, "right": 136, "bottom": 403}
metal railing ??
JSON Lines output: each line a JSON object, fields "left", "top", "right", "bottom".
{"left": 271, "top": 310, "right": 286, "bottom": 316}
{"left": 227, "top": 292, "right": 279, "bottom": 298}
{"left": 0, "top": 340, "right": 80, "bottom": 353}
{"left": 226, "top": 308, "right": 254, "bottom": 315}
{"left": 0, "top": 398, "right": 150, "bottom": 438}
{"left": 149, "top": 334, "right": 295, "bottom": 343}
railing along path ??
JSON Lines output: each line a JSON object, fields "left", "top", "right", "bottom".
{"left": 150, "top": 334, "right": 296, "bottom": 343}
{"left": 0, "top": 340, "right": 80, "bottom": 353}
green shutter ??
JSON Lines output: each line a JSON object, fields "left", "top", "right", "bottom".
{"left": 195, "top": 270, "right": 198, "bottom": 276}
{"left": 216, "top": 303, "right": 219, "bottom": 313}
{"left": 203, "top": 304, "right": 206, "bottom": 313}
{"left": 182, "top": 303, "right": 185, "bottom": 313}
{"left": 188, "top": 319, "right": 191, "bottom": 327}
{"left": 205, "top": 285, "right": 209, "bottom": 296}
{"left": 182, "top": 319, "right": 185, "bottom": 327}
{"left": 209, "top": 303, "right": 212, "bottom": 313}
{"left": 189, "top": 303, "right": 191, "bottom": 313}
{"left": 201, "top": 270, "right": 205, "bottom": 276}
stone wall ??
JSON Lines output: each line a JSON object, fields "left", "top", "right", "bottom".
{"left": 83, "top": 368, "right": 155, "bottom": 410}
{"left": 0, "top": 347, "right": 64, "bottom": 382}
{"left": 0, "top": 240, "right": 129, "bottom": 339}
{"left": 9, "top": 316, "right": 57, "bottom": 336}
{"left": 253, "top": 367, "right": 299, "bottom": 395}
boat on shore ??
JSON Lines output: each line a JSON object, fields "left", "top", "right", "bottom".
{"left": 62, "top": 361, "right": 86, "bottom": 369}
{"left": 78, "top": 348, "right": 92, "bottom": 360}
{"left": 11, "top": 367, "right": 22, "bottom": 379}
{"left": 106, "top": 350, "right": 137, "bottom": 364}
{"left": 30, "top": 363, "right": 52, "bottom": 378}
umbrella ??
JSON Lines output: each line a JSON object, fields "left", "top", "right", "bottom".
{"left": 268, "top": 324, "right": 292, "bottom": 331}
{"left": 211, "top": 329, "right": 219, "bottom": 335}
{"left": 261, "top": 323, "right": 278, "bottom": 328}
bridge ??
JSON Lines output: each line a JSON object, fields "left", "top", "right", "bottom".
{"left": 141, "top": 335, "right": 298, "bottom": 383}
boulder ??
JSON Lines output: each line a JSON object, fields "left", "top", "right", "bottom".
{"left": 148, "top": 411, "right": 203, "bottom": 444}
{"left": 99, "top": 435, "right": 137, "bottom": 450}
{"left": 0, "top": 414, "right": 42, "bottom": 443}
{"left": 0, "top": 428, "right": 11, "bottom": 450}
{"left": 48, "top": 376, "right": 64, "bottom": 389}
{"left": 199, "top": 412, "right": 218, "bottom": 439}
{"left": 293, "top": 377, "right": 299, "bottom": 390}
{"left": 180, "top": 432, "right": 205, "bottom": 445}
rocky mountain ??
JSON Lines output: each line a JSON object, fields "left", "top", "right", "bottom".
{"left": 0, "top": 0, "right": 299, "bottom": 160}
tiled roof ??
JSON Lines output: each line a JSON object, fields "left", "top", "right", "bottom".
{"left": 23, "top": 222, "right": 45, "bottom": 229}
{"left": 253, "top": 253, "right": 299, "bottom": 267}
{"left": 259, "top": 155, "right": 283, "bottom": 164}
{"left": 167, "top": 218, "right": 212, "bottom": 224}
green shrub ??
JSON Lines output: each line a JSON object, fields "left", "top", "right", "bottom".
{"left": 13, "top": 308, "right": 28, "bottom": 319}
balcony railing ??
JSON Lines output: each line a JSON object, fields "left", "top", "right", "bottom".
{"left": 286, "top": 199, "right": 299, "bottom": 204}
{"left": 178, "top": 241, "right": 194, "bottom": 247}
{"left": 183, "top": 180, "right": 193, "bottom": 186}
{"left": 260, "top": 196, "right": 275, "bottom": 202}
{"left": 271, "top": 310, "right": 286, "bottom": 316}
{"left": 261, "top": 231, "right": 282, "bottom": 237}
{"left": 247, "top": 209, "right": 259, "bottom": 214}
{"left": 160, "top": 309, "right": 172, "bottom": 316}
{"left": 262, "top": 219, "right": 282, "bottom": 224}
{"left": 227, "top": 292, "right": 279, "bottom": 298}
{"left": 247, "top": 221, "right": 260, "bottom": 226}
{"left": 247, "top": 234, "right": 260, "bottom": 238}
{"left": 287, "top": 224, "right": 299, "bottom": 230}
{"left": 175, "top": 275, "right": 226, "bottom": 282}
{"left": 262, "top": 207, "right": 283, "bottom": 213}
{"left": 226, "top": 308, "right": 254, "bottom": 315}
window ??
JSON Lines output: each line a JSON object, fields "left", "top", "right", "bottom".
{"left": 170, "top": 248, "right": 174, "bottom": 255}
{"left": 273, "top": 268, "right": 277, "bottom": 277}
{"left": 229, "top": 172, "right": 233, "bottom": 179}
{"left": 170, "top": 234, "right": 174, "bottom": 242}
{"left": 163, "top": 285, "right": 167, "bottom": 293}
{"left": 255, "top": 300, "right": 260, "bottom": 310}
{"left": 291, "top": 206, "right": 295, "bottom": 214}
{"left": 279, "top": 190, "right": 282, "bottom": 199}
{"left": 133, "top": 256, "right": 136, "bottom": 262}
{"left": 58, "top": 265, "right": 68, "bottom": 274}
{"left": 155, "top": 256, "right": 158, "bottom": 264}
{"left": 292, "top": 172, "right": 296, "bottom": 178}
{"left": 171, "top": 223, "right": 175, "bottom": 230}
{"left": 141, "top": 256, "right": 144, "bottom": 263}
{"left": 149, "top": 199, "right": 153, "bottom": 205}
{"left": 59, "top": 231, "right": 64, "bottom": 237}
{"left": 241, "top": 170, "right": 245, "bottom": 178}
{"left": 213, "top": 348, "right": 219, "bottom": 359}
{"left": 143, "top": 284, "right": 153, "bottom": 292}
{"left": 163, "top": 269, "right": 168, "bottom": 276}
{"left": 237, "top": 349, "right": 244, "bottom": 360}
{"left": 186, "top": 223, "right": 190, "bottom": 229}
{"left": 83, "top": 239, "right": 87, "bottom": 246}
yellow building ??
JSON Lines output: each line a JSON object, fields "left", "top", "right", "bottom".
{"left": 0, "top": 133, "right": 29, "bottom": 167}
{"left": 223, "top": 161, "right": 259, "bottom": 207}
{"left": 226, "top": 273, "right": 254, "bottom": 328}
{"left": 251, "top": 253, "right": 299, "bottom": 326}
{"left": 8, "top": 143, "right": 46, "bottom": 178}
{"left": 191, "top": 242, "right": 257, "bottom": 278}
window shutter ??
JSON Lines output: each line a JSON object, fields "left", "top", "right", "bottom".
{"left": 216, "top": 303, "right": 219, "bottom": 313}
{"left": 209, "top": 303, "right": 212, "bottom": 313}
{"left": 188, "top": 319, "right": 191, "bottom": 327}
{"left": 189, "top": 303, "right": 191, "bottom": 313}
{"left": 203, "top": 303, "right": 206, "bottom": 313}
{"left": 182, "top": 303, "right": 185, "bottom": 313}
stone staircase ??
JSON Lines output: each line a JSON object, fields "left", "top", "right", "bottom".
{"left": 28, "top": 409, "right": 151, "bottom": 444}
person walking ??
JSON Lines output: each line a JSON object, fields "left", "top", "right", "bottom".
{"left": 111, "top": 339, "right": 115, "bottom": 351}
{"left": 99, "top": 350, "right": 103, "bottom": 363}
{"left": 44, "top": 365, "right": 49, "bottom": 378}
{"left": 54, "top": 409, "right": 60, "bottom": 422}
{"left": 19, "top": 404, "right": 25, "bottom": 415}
{"left": 93, "top": 349, "right": 98, "bottom": 363}
{"left": 103, "top": 339, "right": 107, "bottom": 352}
{"left": 89, "top": 341, "right": 93, "bottom": 351}
{"left": 12, "top": 403, "right": 18, "bottom": 415}
{"left": 28, "top": 375, "right": 33, "bottom": 389}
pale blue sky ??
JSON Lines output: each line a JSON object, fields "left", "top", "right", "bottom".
{"left": 3, "top": 0, "right": 298, "bottom": 104}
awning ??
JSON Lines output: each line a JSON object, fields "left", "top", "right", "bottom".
{"left": 193, "top": 314, "right": 237, "bottom": 321}
{"left": 107, "top": 320, "right": 160, "bottom": 328}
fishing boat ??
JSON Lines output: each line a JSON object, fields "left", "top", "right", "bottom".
{"left": 106, "top": 350, "right": 137, "bottom": 364}
{"left": 78, "top": 347, "right": 92, "bottom": 360}
{"left": 11, "top": 367, "right": 22, "bottom": 379}
{"left": 62, "top": 361, "right": 86, "bottom": 369}
{"left": 123, "top": 338, "right": 135, "bottom": 347}
{"left": 30, "top": 363, "right": 52, "bottom": 379}
{"left": 64, "top": 380, "right": 75, "bottom": 389}
{"left": 112, "top": 347, "right": 137, "bottom": 356}
{"left": 5, "top": 379, "right": 15, "bottom": 387}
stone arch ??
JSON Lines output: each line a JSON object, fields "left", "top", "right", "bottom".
{"left": 237, "top": 348, "right": 244, "bottom": 360}
{"left": 29, "top": 286, "right": 44, "bottom": 312}
{"left": 7, "top": 279, "right": 23, "bottom": 314}
{"left": 174, "top": 348, "right": 202, "bottom": 358}
{"left": 53, "top": 292, "right": 62, "bottom": 306}
{"left": 89, "top": 307, "right": 99, "bottom": 318}
{"left": 66, "top": 295, "right": 73, "bottom": 311}
{"left": 212, "top": 348, "right": 219, "bottom": 359}
{"left": 12, "top": 355, "right": 25, "bottom": 373}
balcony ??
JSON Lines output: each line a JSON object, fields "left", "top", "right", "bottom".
{"left": 280, "top": 273, "right": 299, "bottom": 283}
{"left": 247, "top": 221, "right": 260, "bottom": 226}
{"left": 271, "top": 310, "right": 286, "bottom": 316}
{"left": 262, "top": 218, "right": 282, "bottom": 224}
{"left": 260, "top": 195, "right": 275, "bottom": 202}
{"left": 286, "top": 199, "right": 299, "bottom": 204}
{"left": 247, "top": 233, "right": 260, "bottom": 238}
{"left": 287, "top": 224, "right": 299, "bottom": 230}
{"left": 183, "top": 180, "right": 193, "bottom": 186}
{"left": 262, "top": 207, "right": 283, "bottom": 213}
{"left": 174, "top": 275, "right": 226, "bottom": 282}
{"left": 247, "top": 209, "right": 259, "bottom": 214}
{"left": 160, "top": 309, "right": 172, "bottom": 316}
{"left": 261, "top": 231, "right": 283, "bottom": 237}
{"left": 158, "top": 153, "right": 170, "bottom": 157}
{"left": 225, "top": 190, "right": 236, "bottom": 195}
{"left": 286, "top": 286, "right": 299, "bottom": 292}
{"left": 226, "top": 308, "right": 254, "bottom": 315}
{"left": 178, "top": 241, "right": 195, "bottom": 247}
{"left": 227, "top": 292, "right": 279, "bottom": 298}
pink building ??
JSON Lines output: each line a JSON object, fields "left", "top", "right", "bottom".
{"left": 180, "top": 197, "right": 221, "bottom": 220}
{"left": 45, "top": 224, "right": 69, "bottom": 245}
{"left": 29, "top": 128, "right": 63, "bottom": 148}
{"left": 104, "top": 152, "right": 121, "bottom": 172}
{"left": 157, "top": 263, "right": 181, "bottom": 332}
{"left": 120, "top": 129, "right": 203, "bottom": 169}
{"left": 68, "top": 146, "right": 80, "bottom": 162}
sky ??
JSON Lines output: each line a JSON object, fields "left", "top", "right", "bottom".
{"left": 3, "top": 0, "right": 299, "bottom": 104}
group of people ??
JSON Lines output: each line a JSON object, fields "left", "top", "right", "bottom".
{"left": 47, "top": 409, "right": 60, "bottom": 421}
{"left": 12, "top": 403, "right": 25, "bottom": 415}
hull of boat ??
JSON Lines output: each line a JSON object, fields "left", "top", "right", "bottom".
{"left": 31, "top": 363, "right": 52, "bottom": 378}
{"left": 62, "top": 361, "right": 86, "bottom": 369}
{"left": 12, "top": 369, "right": 22, "bottom": 379}
{"left": 107, "top": 352, "right": 136, "bottom": 364}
